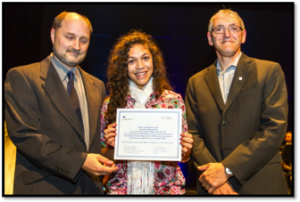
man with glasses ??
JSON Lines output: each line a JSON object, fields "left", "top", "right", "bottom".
{"left": 185, "top": 9, "right": 288, "bottom": 195}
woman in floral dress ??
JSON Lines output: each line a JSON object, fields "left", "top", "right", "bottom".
{"left": 101, "top": 29, "right": 193, "bottom": 195}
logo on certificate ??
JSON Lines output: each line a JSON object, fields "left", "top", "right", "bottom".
{"left": 161, "top": 116, "right": 172, "bottom": 120}
{"left": 122, "top": 115, "right": 133, "bottom": 121}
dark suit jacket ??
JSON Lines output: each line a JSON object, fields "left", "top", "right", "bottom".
{"left": 5, "top": 56, "right": 106, "bottom": 195}
{"left": 185, "top": 53, "right": 288, "bottom": 195}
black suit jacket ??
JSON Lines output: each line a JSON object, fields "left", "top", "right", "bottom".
{"left": 5, "top": 56, "right": 106, "bottom": 195}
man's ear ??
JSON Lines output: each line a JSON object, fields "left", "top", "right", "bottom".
{"left": 242, "top": 29, "right": 247, "bottom": 44}
{"left": 207, "top": 32, "right": 214, "bottom": 46}
{"left": 50, "top": 28, "right": 55, "bottom": 44}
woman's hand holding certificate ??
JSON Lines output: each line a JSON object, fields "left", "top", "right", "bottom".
{"left": 180, "top": 133, "right": 193, "bottom": 162}
{"left": 104, "top": 123, "right": 117, "bottom": 147}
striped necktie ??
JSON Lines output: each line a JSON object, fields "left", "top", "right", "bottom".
{"left": 67, "top": 71, "right": 84, "bottom": 137}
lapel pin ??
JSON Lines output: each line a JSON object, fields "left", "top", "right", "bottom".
{"left": 239, "top": 77, "right": 243, "bottom": 80}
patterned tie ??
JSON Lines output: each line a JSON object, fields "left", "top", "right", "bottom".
{"left": 67, "top": 71, "right": 84, "bottom": 137}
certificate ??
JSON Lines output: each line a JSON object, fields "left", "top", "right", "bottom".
{"left": 114, "top": 108, "right": 182, "bottom": 161}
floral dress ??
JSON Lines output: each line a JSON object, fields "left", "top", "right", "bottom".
{"left": 101, "top": 90, "right": 188, "bottom": 195}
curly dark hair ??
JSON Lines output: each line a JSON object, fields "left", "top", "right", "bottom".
{"left": 105, "top": 29, "right": 172, "bottom": 124}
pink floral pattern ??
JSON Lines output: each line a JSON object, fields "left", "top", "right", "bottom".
{"left": 101, "top": 90, "right": 188, "bottom": 195}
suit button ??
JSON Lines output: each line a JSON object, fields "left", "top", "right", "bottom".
{"left": 222, "top": 120, "right": 228, "bottom": 125}
{"left": 64, "top": 171, "right": 68, "bottom": 175}
{"left": 55, "top": 167, "right": 59, "bottom": 171}
{"left": 59, "top": 169, "right": 63, "bottom": 173}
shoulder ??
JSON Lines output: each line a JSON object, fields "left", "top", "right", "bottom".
{"left": 80, "top": 68, "right": 106, "bottom": 92}
{"left": 87, "top": 73, "right": 103, "bottom": 84}
{"left": 248, "top": 57, "right": 284, "bottom": 80}
{"left": 160, "top": 90, "right": 184, "bottom": 101}
{"left": 81, "top": 69, "right": 104, "bottom": 84}
{"left": 8, "top": 61, "right": 41, "bottom": 74}
{"left": 152, "top": 90, "right": 185, "bottom": 109}
{"left": 188, "top": 62, "right": 215, "bottom": 83}
{"left": 251, "top": 57, "right": 280, "bottom": 67}
{"left": 242, "top": 53, "right": 282, "bottom": 72}
{"left": 6, "top": 61, "right": 43, "bottom": 83}
{"left": 189, "top": 68, "right": 209, "bottom": 80}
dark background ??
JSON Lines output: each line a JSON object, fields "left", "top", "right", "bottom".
{"left": 2, "top": 2, "right": 294, "bottom": 190}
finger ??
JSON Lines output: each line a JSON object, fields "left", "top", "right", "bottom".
{"left": 203, "top": 183, "right": 210, "bottom": 190}
{"left": 106, "top": 137, "right": 115, "bottom": 145}
{"left": 106, "top": 137, "right": 112, "bottom": 144}
{"left": 104, "top": 135, "right": 115, "bottom": 142}
{"left": 97, "top": 167, "right": 119, "bottom": 176}
{"left": 104, "top": 131, "right": 116, "bottom": 139}
{"left": 180, "top": 138, "right": 193, "bottom": 147}
{"left": 181, "top": 147, "right": 188, "bottom": 154}
{"left": 180, "top": 138, "right": 193, "bottom": 144}
{"left": 104, "top": 135, "right": 116, "bottom": 144}
{"left": 180, "top": 142, "right": 193, "bottom": 149}
{"left": 180, "top": 132, "right": 192, "bottom": 137}
{"left": 181, "top": 145, "right": 187, "bottom": 151}
{"left": 199, "top": 175, "right": 202, "bottom": 183}
{"left": 107, "top": 123, "right": 117, "bottom": 129}
{"left": 208, "top": 186, "right": 215, "bottom": 194}
{"left": 107, "top": 139, "right": 115, "bottom": 147}
{"left": 181, "top": 133, "right": 193, "bottom": 138}
{"left": 103, "top": 127, "right": 117, "bottom": 133}
{"left": 97, "top": 155, "right": 114, "bottom": 165}
{"left": 199, "top": 174, "right": 206, "bottom": 183}
{"left": 197, "top": 164, "right": 209, "bottom": 171}
{"left": 104, "top": 128, "right": 116, "bottom": 135}
{"left": 180, "top": 136, "right": 193, "bottom": 144}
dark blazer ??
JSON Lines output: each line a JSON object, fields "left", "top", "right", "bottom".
{"left": 185, "top": 53, "right": 288, "bottom": 195}
{"left": 5, "top": 56, "right": 106, "bottom": 195}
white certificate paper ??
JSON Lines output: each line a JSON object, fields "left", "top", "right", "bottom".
{"left": 114, "top": 108, "right": 182, "bottom": 161}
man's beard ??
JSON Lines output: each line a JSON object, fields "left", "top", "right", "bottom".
{"left": 53, "top": 46, "right": 84, "bottom": 67}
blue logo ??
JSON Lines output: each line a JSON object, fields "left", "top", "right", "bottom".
{"left": 123, "top": 116, "right": 125, "bottom": 118}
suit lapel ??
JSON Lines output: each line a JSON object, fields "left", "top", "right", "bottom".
{"left": 204, "top": 63, "right": 225, "bottom": 111}
{"left": 223, "top": 53, "right": 254, "bottom": 114}
{"left": 80, "top": 68, "right": 100, "bottom": 149}
{"left": 40, "top": 57, "right": 83, "bottom": 137}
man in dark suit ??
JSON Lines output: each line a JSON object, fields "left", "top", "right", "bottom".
{"left": 185, "top": 9, "right": 288, "bottom": 195}
{"left": 5, "top": 11, "right": 118, "bottom": 195}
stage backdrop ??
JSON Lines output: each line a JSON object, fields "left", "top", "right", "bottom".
{"left": 2, "top": 2, "right": 294, "bottom": 189}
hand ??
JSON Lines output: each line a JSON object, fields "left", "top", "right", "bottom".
{"left": 82, "top": 153, "right": 118, "bottom": 176}
{"left": 212, "top": 182, "right": 238, "bottom": 195}
{"left": 281, "top": 162, "right": 292, "bottom": 170}
{"left": 197, "top": 163, "right": 229, "bottom": 194}
{"left": 180, "top": 133, "right": 193, "bottom": 162}
{"left": 104, "top": 123, "right": 117, "bottom": 147}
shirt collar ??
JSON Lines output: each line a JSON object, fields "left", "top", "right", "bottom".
{"left": 50, "top": 53, "right": 79, "bottom": 82}
{"left": 216, "top": 52, "right": 242, "bottom": 72}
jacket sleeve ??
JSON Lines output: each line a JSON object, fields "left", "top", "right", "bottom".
{"left": 185, "top": 77, "right": 217, "bottom": 168}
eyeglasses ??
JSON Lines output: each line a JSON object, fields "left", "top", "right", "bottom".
{"left": 211, "top": 25, "right": 243, "bottom": 34}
